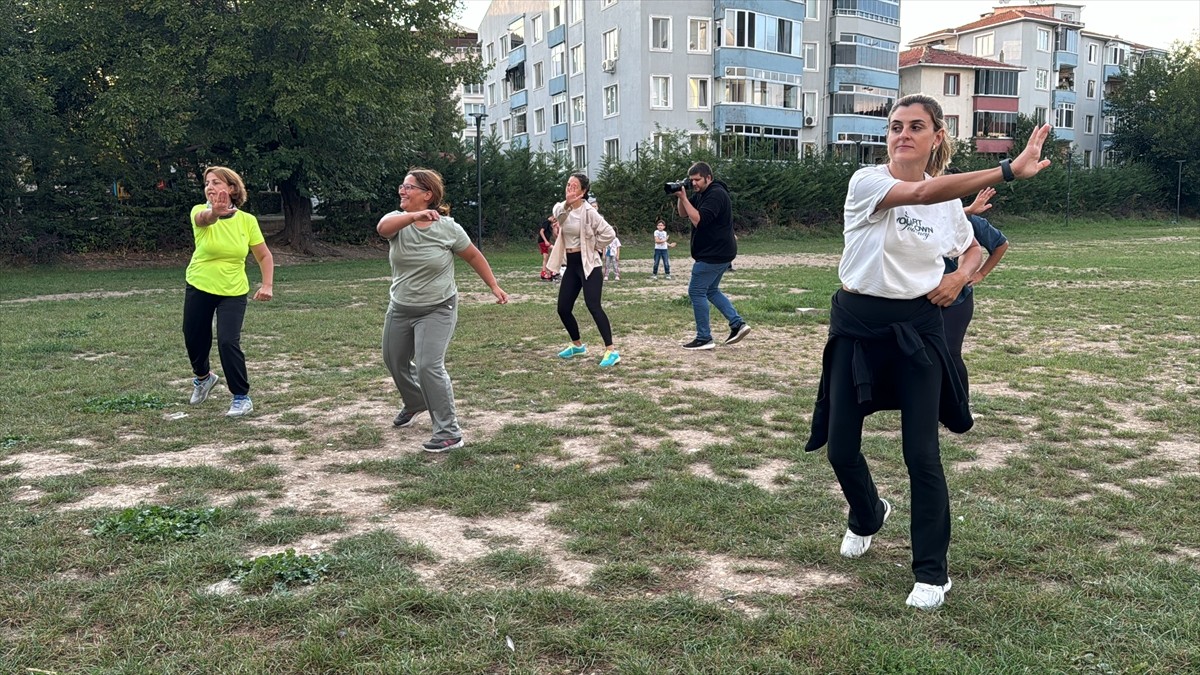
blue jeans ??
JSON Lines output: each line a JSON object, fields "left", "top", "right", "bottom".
{"left": 653, "top": 249, "right": 671, "bottom": 274}
{"left": 688, "top": 261, "right": 742, "bottom": 341}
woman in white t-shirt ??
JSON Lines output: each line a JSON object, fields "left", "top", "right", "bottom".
{"left": 806, "top": 94, "right": 1051, "bottom": 610}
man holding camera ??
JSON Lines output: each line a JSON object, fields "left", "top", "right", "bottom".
{"left": 671, "top": 161, "right": 750, "bottom": 350}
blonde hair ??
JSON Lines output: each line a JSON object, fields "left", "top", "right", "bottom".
{"left": 203, "top": 166, "right": 247, "bottom": 207}
{"left": 405, "top": 168, "right": 450, "bottom": 215}
{"left": 888, "top": 94, "right": 954, "bottom": 177}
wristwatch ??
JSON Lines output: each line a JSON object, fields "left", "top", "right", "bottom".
{"left": 999, "top": 158, "right": 1015, "bottom": 182}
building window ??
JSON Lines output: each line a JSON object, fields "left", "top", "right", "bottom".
{"left": 572, "top": 144, "right": 587, "bottom": 169}
{"left": 571, "top": 95, "right": 585, "bottom": 124}
{"left": 501, "top": 117, "right": 510, "bottom": 141}
{"left": 974, "top": 33, "right": 994, "bottom": 58}
{"left": 463, "top": 82, "right": 483, "bottom": 95}
{"left": 1088, "top": 43, "right": 1098, "bottom": 63}
{"left": 553, "top": 140, "right": 567, "bottom": 158}
{"left": 604, "top": 137, "right": 620, "bottom": 160}
{"left": 551, "top": 44, "right": 566, "bottom": 77}
{"left": 550, "top": 2, "right": 563, "bottom": 28}
{"left": 650, "top": 16, "right": 671, "bottom": 51}
{"left": 832, "top": 33, "right": 899, "bottom": 71}
{"left": 803, "top": 42, "right": 818, "bottom": 70}
{"left": 552, "top": 94, "right": 567, "bottom": 125}
{"left": 1103, "top": 116, "right": 1115, "bottom": 134}
{"left": 533, "top": 62, "right": 544, "bottom": 89}
{"left": 1087, "top": 79, "right": 1096, "bottom": 98}
{"left": 975, "top": 69, "right": 1018, "bottom": 96}
{"left": 1054, "top": 103, "right": 1075, "bottom": 129}
{"left": 1084, "top": 114, "right": 1094, "bottom": 134}
{"left": 513, "top": 112, "right": 527, "bottom": 135}
{"left": 831, "top": 84, "right": 896, "bottom": 117}
{"left": 1036, "top": 69, "right": 1049, "bottom": 90}
{"left": 602, "top": 0, "right": 616, "bottom": 7}
{"left": 570, "top": 44, "right": 584, "bottom": 75}
{"left": 651, "top": 75, "right": 671, "bottom": 108}
{"left": 569, "top": 0, "right": 583, "bottom": 24}
{"left": 603, "top": 29, "right": 619, "bottom": 61}
{"left": 806, "top": 0, "right": 819, "bottom": 20}
{"left": 803, "top": 91, "right": 818, "bottom": 118}
{"left": 1037, "top": 28, "right": 1051, "bottom": 52}
{"left": 945, "top": 115, "right": 959, "bottom": 138}
{"left": 944, "top": 73, "right": 960, "bottom": 96}
{"left": 499, "top": 35, "right": 509, "bottom": 58}
{"left": 1107, "top": 45, "right": 1127, "bottom": 66}
{"left": 534, "top": 108, "right": 546, "bottom": 134}
{"left": 688, "top": 76, "right": 711, "bottom": 110}
{"left": 507, "top": 66, "right": 525, "bottom": 93}
{"left": 487, "top": 82, "right": 496, "bottom": 105}
{"left": 532, "top": 14, "right": 543, "bottom": 44}
{"left": 508, "top": 17, "right": 524, "bottom": 51}
{"left": 485, "top": 42, "right": 494, "bottom": 63}
{"left": 723, "top": 9, "right": 802, "bottom": 56}
{"left": 463, "top": 103, "right": 486, "bottom": 119}
{"left": 974, "top": 111, "right": 1017, "bottom": 138}
{"left": 688, "top": 17, "right": 710, "bottom": 53}
{"left": 1034, "top": 106, "right": 1047, "bottom": 125}
{"left": 604, "top": 85, "right": 619, "bottom": 117}
{"left": 1083, "top": 149, "right": 1092, "bottom": 166}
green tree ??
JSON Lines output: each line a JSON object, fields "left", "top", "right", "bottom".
{"left": 18, "top": 0, "right": 478, "bottom": 254}
{"left": 1108, "top": 41, "right": 1200, "bottom": 212}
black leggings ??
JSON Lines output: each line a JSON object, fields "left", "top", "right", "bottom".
{"left": 941, "top": 294, "right": 974, "bottom": 393}
{"left": 183, "top": 285, "right": 249, "bottom": 396}
{"left": 557, "top": 251, "right": 613, "bottom": 347}
{"left": 825, "top": 292, "right": 950, "bottom": 585}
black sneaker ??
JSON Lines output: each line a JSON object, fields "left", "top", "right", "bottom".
{"left": 726, "top": 323, "right": 751, "bottom": 345}
{"left": 393, "top": 409, "right": 424, "bottom": 427}
{"left": 682, "top": 338, "right": 715, "bottom": 351}
{"left": 422, "top": 437, "right": 464, "bottom": 453}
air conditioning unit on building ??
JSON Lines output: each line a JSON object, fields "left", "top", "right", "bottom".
{"left": 804, "top": 116, "right": 816, "bottom": 127}
{"left": 601, "top": 59, "right": 616, "bottom": 73}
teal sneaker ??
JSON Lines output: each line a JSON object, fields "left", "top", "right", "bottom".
{"left": 558, "top": 344, "right": 587, "bottom": 359}
{"left": 598, "top": 350, "right": 621, "bottom": 368}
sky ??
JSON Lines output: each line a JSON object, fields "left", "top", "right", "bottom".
{"left": 453, "top": 0, "right": 1199, "bottom": 51}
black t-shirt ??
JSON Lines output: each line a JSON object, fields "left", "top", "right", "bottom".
{"left": 539, "top": 219, "right": 554, "bottom": 242}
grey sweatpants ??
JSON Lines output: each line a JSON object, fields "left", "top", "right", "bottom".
{"left": 382, "top": 297, "right": 461, "bottom": 441}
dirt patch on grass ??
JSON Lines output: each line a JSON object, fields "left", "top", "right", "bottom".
{"left": 2, "top": 452, "right": 98, "bottom": 479}
{"left": 0, "top": 288, "right": 173, "bottom": 304}
{"left": 685, "top": 554, "right": 852, "bottom": 608}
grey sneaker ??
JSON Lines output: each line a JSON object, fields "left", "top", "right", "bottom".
{"left": 190, "top": 373, "right": 219, "bottom": 404}
{"left": 840, "top": 498, "right": 891, "bottom": 558}
{"left": 226, "top": 395, "right": 253, "bottom": 418}
{"left": 726, "top": 322, "right": 751, "bottom": 345}
{"left": 393, "top": 409, "right": 424, "bottom": 427}
{"left": 665, "top": 274, "right": 672, "bottom": 280}
{"left": 422, "top": 437, "right": 464, "bottom": 453}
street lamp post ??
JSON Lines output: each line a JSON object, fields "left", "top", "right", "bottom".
{"left": 1176, "top": 160, "right": 1185, "bottom": 223}
{"left": 469, "top": 112, "right": 488, "bottom": 248}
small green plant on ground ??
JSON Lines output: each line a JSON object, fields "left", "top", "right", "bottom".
{"left": 230, "top": 549, "right": 333, "bottom": 593}
{"left": 91, "top": 505, "right": 222, "bottom": 542}
{"left": 81, "top": 393, "right": 173, "bottom": 413}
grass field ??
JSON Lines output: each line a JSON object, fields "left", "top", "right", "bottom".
{"left": 1, "top": 219, "right": 1198, "bottom": 673}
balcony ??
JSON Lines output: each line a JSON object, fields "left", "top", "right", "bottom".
{"left": 1054, "top": 49, "right": 1078, "bottom": 70}
{"left": 1103, "top": 63, "right": 1123, "bottom": 81}
{"left": 508, "top": 44, "right": 526, "bottom": 68}
{"left": 510, "top": 133, "right": 528, "bottom": 150}
{"left": 549, "top": 75, "right": 567, "bottom": 96}
{"left": 509, "top": 90, "right": 528, "bottom": 111}
{"left": 550, "top": 123, "right": 568, "bottom": 143}
{"left": 548, "top": 24, "right": 565, "bottom": 48}
{"left": 1053, "top": 87, "right": 1077, "bottom": 106}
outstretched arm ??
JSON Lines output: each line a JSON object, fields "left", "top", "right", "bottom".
{"left": 458, "top": 244, "right": 508, "bottom": 304}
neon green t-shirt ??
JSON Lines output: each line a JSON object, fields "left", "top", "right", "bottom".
{"left": 185, "top": 205, "right": 265, "bottom": 296}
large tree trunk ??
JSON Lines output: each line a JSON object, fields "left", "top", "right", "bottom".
{"left": 269, "top": 178, "right": 334, "bottom": 255}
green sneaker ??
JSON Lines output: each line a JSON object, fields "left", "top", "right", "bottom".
{"left": 558, "top": 344, "right": 587, "bottom": 359}
{"left": 599, "top": 350, "right": 621, "bottom": 368}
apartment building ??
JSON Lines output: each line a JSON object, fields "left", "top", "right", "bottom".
{"left": 905, "top": 3, "right": 1166, "bottom": 166}
{"left": 471, "top": 0, "right": 902, "bottom": 175}
{"left": 450, "top": 25, "right": 487, "bottom": 141}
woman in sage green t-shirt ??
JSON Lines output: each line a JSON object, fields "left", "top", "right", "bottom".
{"left": 377, "top": 168, "right": 508, "bottom": 453}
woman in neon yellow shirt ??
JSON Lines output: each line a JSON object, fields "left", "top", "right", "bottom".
{"left": 183, "top": 166, "right": 274, "bottom": 417}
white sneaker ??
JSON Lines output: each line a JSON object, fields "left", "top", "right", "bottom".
{"left": 906, "top": 579, "right": 953, "bottom": 610}
{"left": 226, "top": 395, "right": 253, "bottom": 418}
{"left": 190, "top": 372, "right": 219, "bottom": 404}
{"left": 840, "top": 498, "right": 891, "bottom": 558}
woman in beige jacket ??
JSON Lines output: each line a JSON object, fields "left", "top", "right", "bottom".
{"left": 545, "top": 173, "right": 620, "bottom": 367}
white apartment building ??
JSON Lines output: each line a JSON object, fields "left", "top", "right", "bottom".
{"left": 905, "top": 3, "right": 1167, "bottom": 166}
{"left": 471, "top": 0, "right": 904, "bottom": 175}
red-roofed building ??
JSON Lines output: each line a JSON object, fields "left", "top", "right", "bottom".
{"left": 899, "top": 46, "right": 1025, "bottom": 154}
{"left": 906, "top": 3, "right": 1167, "bottom": 166}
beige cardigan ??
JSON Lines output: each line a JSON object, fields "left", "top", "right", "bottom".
{"left": 545, "top": 200, "right": 615, "bottom": 280}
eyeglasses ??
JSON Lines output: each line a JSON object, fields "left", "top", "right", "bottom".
{"left": 399, "top": 184, "right": 429, "bottom": 193}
